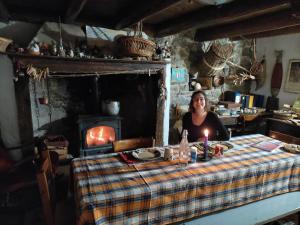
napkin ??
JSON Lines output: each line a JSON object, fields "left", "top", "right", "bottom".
{"left": 119, "top": 152, "right": 136, "bottom": 164}
{"left": 251, "top": 141, "right": 280, "bottom": 152}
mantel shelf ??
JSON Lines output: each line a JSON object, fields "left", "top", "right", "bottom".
{"left": 2, "top": 52, "right": 167, "bottom": 77}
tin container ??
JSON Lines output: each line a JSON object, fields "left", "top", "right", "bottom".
{"left": 164, "top": 148, "right": 173, "bottom": 161}
{"left": 190, "top": 146, "right": 197, "bottom": 163}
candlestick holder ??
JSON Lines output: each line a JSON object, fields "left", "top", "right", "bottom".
{"left": 200, "top": 141, "right": 211, "bottom": 162}
{"left": 200, "top": 129, "right": 211, "bottom": 161}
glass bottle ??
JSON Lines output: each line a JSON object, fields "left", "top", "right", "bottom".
{"left": 179, "top": 129, "right": 189, "bottom": 166}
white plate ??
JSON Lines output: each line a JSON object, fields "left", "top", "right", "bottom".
{"left": 132, "top": 148, "right": 162, "bottom": 161}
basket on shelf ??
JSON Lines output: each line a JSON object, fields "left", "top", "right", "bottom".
{"left": 117, "top": 36, "right": 156, "bottom": 58}
{"left": 116, "top": 22, "right": 156, "bottom": 59}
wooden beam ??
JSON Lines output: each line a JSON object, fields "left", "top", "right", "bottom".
{"left": 14, "top": 76, "right": 34, "bottom": 153}
{"left": 0, "top": 1, "right": 10, "bottom": 21}
{"left": 0, "top": 11, "right": 114, "bottom": 28}
{"left": 5, "top": 53, "right": 166, "bottom": 76}
{"left": 195, "top": 9, "right": 300, "bottom": 42}
{"left": 64, "top": 0, "right": 87, "bottom": 24}
{"left": 115, "top": 0, "right": 183, "bottom": 30}
{"left": 156, "top": 0, "right": 291, "bottom": 37}
{"left": 231, "top": 25, "right": 300, "bottom": 40}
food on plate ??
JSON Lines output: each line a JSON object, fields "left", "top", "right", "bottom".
{"left": 283, "top": 144, "right": 300, "bottom": 153}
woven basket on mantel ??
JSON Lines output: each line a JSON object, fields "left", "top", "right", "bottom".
{"left": 117, "top": 36, "right": 156, "bottom": 59}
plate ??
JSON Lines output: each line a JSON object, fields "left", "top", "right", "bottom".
{"left": 209, "top": 142, "right": 233, "bottom": 151}
{"left": 193, "top": 142, "right": 233, "bottom": 152}
{"left": 132, "top": 148, "right": 162, "bottom": 161}
{"left": 282, "top": 144, "right": 300, "bottom": 154}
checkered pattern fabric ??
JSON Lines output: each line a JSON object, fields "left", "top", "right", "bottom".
{"left": 72, "top": 134, "right": 300, "bottom": 225}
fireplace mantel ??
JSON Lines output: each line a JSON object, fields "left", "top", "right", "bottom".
{"left": 3, "top": 52, "right": 171, "bottom": 148}
{"left": 6, "top": 53, "right": 167, "bottom": 77}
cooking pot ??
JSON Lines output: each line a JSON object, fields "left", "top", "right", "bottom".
{"left": 101, "top": 100, "right": 120, "bottom": 116}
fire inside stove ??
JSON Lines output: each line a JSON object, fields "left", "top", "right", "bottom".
{"left": 86, "top": 126, "right": 116, "bottom": 147}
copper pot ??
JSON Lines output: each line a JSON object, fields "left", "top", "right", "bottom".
{"left": 213, "top": 75, "right": 224, "bottom": 87}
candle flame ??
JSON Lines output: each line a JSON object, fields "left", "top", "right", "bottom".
{"left": 204, "top": 129, "right": 209, "bottom": 137}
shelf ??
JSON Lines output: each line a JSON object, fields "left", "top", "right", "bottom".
{"left": 2, "top": 52, "right": 167, "bottom": 77}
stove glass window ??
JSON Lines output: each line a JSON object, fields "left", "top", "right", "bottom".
{"left": 85, "top": 126, "right": 116, "bottom": 147}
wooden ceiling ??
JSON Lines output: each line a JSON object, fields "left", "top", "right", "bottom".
{"left": 0, "top": 0, "right": 299, "bottom": 41}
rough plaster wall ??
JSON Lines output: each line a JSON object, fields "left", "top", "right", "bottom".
{"left": 0, "top": 55, "right": 22, "bottom": 160}
{"left": 251, "top": 33, "right": 300, "bottom": 107}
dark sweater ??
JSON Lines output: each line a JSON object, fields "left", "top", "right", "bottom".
{"left": 182, "top": 111, "right": 229, "bottom": 142}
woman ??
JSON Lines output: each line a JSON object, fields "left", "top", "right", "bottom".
{"left": 182, "top": 90, "right": 229, "bottom": 142}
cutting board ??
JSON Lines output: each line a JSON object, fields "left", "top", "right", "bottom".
{"left": 271, "top": 51, "right": 283, "bottom": 97}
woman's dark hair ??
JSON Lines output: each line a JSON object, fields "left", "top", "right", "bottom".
{"left": 189, "top": 90, "right": 210, "bottom": 112}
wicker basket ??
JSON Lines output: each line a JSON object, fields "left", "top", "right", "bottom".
{"left": 197, "top": 42, "right": 233, "bottom": 77}
{"left": 0, "top": 37, "right": 12, "bottom": 53}
{"left": 117, "top": 36, "right": 156, "bottom": 58}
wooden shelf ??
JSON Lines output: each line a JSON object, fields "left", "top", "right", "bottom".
{"left": 2, "top": 52, "right": 167, "bottom": 77}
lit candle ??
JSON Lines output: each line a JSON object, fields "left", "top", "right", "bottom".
{"left": 204, "top": 129, "right": 209, "bottom": 159}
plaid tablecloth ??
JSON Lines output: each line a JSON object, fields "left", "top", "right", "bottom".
{"left": 72, "top": 134, "right": 300, "bottom": 225}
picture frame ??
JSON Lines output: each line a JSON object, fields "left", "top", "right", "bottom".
{"left": 285, "top": 59, "right": 300, "bottom": 93}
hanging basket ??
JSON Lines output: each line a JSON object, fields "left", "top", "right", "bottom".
{"left": 197, "top": 42, "right": 233, "bottom": 77}
{"left": 117, "top": 36, "right": 156, "bottom": 58}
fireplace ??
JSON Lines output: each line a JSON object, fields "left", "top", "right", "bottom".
{"left": 12, "top": 55, "right": 170, "bottom": 157}
{"left": 78, "top": 115, "right": 122, "bottom": 156}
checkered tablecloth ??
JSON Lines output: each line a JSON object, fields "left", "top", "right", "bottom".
{"left": 72, "top": 134, "right": 300, "bottom": 225}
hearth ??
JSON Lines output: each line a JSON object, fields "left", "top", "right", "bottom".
{"left": 78, "top": 115, "right": 121, "bottom": 156}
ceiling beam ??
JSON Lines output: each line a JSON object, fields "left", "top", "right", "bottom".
{"left": 115, "top": 0, "right": 184, "bottom": 30}
{"left": 0, "top": 1, "right": 10, "bottom": 21}
{"left": 194, "top": 9, "right": 300, "bottom": 42}
{"left": 64, "top": 0, "right": 87, "bottom": 24}
{"left": 231, "top": 25, "right": 300, "bottom": 40}
{"left": 155, "top": 0, "right": 291, "bottom": 37}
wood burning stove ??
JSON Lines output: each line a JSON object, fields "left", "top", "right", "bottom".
{"left": 78, "top": 115, "right": 121, "bottom": 156}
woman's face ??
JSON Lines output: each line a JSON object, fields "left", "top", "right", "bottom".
{"left": 192, "top": 93, "right": 206, "bottom": 112}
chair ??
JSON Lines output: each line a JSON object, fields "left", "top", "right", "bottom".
{"left": 113, "top": 137, "right": 154, "bottom": 152}
{"left": 37, "top": 155, "right": 75, "bottom": 225}
{"left": 0, "top": 145, "right": 39, "bottom": 225}
{"left": 36, "top": 157, "right": 56, "bottom": 225}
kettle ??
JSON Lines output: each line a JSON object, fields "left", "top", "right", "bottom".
{"left": 101, "top": 100, "right": 120, "bottom": 116}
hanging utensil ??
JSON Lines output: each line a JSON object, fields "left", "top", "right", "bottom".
{"left": 249, "top": 39, "right": 264, "bottom": 77}
{"left": 271, "top": 50, "right": 283, "bottom": 97}
{"left": 38, "top": 78, "right": 49, "bottom": 105}
{"left": 254, "top": 55, "right": 266, "bottom": 91}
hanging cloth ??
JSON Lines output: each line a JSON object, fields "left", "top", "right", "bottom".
{"left": 271, "top": 51, "right": 283, "bottom": 97}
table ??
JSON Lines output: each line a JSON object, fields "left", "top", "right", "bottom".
{"left": 72, "top": 134, "right": 300, "bottom": 225}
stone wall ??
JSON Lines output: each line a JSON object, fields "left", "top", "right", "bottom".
{"left": 155, "top": 32, "right": 251, "bottom": 144}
